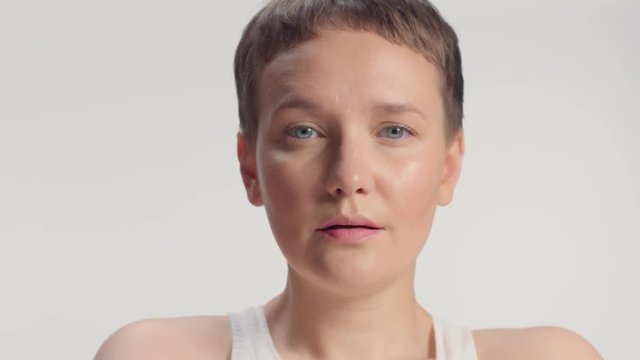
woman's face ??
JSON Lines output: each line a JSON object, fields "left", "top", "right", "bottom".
{"left": 238, "top": 28, "right": 464, "bottom": 292}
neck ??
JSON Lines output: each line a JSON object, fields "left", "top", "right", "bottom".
{"left": 264, "top": 265, "right": 435, "bottom": 360}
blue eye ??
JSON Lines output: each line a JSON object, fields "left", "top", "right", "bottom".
{"left": 382, "top": 126, "right": 411, "bottom": 139}
{"left": 287, "top": 126, "right": 318, "bottom": 139}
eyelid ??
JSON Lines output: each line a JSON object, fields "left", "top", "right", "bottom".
{"left": 281, "top": 122, "right": 416, "bottom": 139}
{"left": 284, "top": 124, "right": 324, "bottom": 139}
{"left": 377, "top": 123, "right": 418, "bottom": 137}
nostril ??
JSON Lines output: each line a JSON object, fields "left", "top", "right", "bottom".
{"left": 332, "top": 187, "right": 365, "bottom": 196}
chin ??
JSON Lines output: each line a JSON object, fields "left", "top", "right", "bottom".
{"left": 304, "top": 252, "right": 407, "bottom": 296}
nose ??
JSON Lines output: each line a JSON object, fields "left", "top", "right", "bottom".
{"left": 324, "top": 133, "right": 375, "bottom": 198}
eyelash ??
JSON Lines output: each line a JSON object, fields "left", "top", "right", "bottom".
{"left": 285, "top": 124, "right": 417, "bottom": 140}
{"left": 382, "top": 124, "right": 417, "bottom": 138}
{"left": 285, "top": 126, "right": 320, "bottom": 140}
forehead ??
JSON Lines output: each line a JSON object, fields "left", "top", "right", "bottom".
{"left": 257, "top": 28, "right": 444, "bottom": 121}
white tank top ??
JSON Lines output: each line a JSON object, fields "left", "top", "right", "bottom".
{"left": 228, "top": 305, "right": 478, "bottom": 360}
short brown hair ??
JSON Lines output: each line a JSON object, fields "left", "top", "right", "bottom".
{"left": 234, "top": 0, "right": 463, "bottom": 146}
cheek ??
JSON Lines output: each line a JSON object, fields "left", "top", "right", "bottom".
{"left": 257, "top": 148, "right": 320, "bottom": 236}
{"left": 380, "top": 154, "right": 443, "bottom": 231}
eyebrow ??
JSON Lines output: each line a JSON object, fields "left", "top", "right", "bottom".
{"left": 273, "top": 95, "right": 319, "bottom": 113}
{"left": 372, "top": 102, "right": 427, "bottom": 120}
{"left": 273, "top": 94, "right": 428, "bottom": 121}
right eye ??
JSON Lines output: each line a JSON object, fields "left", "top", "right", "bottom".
{"left": 286, "top": 126, "right": 319, "bottom": 140}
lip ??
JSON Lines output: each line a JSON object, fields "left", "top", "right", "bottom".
{"left": 316, "top": 214, "right": 383, "bottom": 243}
{"left": 317, "top": 214, "right": 382, "bottom": 230}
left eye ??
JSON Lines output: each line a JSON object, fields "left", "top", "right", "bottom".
{"left": 381, "top": 126, "right": 411, "bottom": 139}
{"left": 287, "top": 126, "right": 319, "bottom": 139}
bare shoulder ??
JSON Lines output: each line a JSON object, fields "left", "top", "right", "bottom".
{"left": 472, "top": 325, "right": 603, "bottom": 360}
{"left": 94, "top": 315, "right": 232, "bottom": 360}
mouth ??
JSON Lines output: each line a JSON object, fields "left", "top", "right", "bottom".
{"left": 317, "top": 214, "right": 382, "bottom": 230}
{"left": 319, "top": 224, "right": 379, "bottom": 231}
{"left": 316, "top": 215, "right": 383, "bottom": 243}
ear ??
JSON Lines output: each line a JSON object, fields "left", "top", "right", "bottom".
{"left": 237, "top": 132, "right": 263, "bottom": 206}
{"left": 437, "top": 129, "right": 465, "bottom": 206}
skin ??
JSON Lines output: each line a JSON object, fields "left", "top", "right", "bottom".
{"left": 241, "top": 27, "right": 461, "bottom": 360}
{"left": 94, "top": 28, "right": 604, "bottom": 360}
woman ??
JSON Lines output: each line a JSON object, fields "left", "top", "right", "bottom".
{"left": 95, "top": 1, "right": 603, "bottom": 359}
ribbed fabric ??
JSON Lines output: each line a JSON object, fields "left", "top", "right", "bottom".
{"left": 228, "top": 305, "right": 478, "bottom": 360}
{"left": 229, "top": 305, "right": 282, "bottom": 360}
{"left": 432, "top": 316, "right": 478, "bottom": 360}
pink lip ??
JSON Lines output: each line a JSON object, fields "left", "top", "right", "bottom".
{"left": 316, "top": 214, "right": 383, "bottom": 243}
{"left": 318, "top": 214, "right": 382, "bottom": 230}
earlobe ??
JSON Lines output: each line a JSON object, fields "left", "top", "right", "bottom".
{"left": 437, "top": 130, "right": 465, "bottom": 206}
{"left": 237, "top": 132, "right": 263, "bottom": 206}
{"left": 247, "top": 179, "right": 263, "bottom": 206}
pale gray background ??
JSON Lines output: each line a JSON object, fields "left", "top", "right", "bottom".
{"left": 0, "top": 0, "right": 638, "bottom": 359}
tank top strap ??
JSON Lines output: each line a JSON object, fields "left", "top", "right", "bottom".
{"left": 228, "top": 305, "right": 281, "bottom": 360}
{"left": 432, "top": 315, "right": 478, "bottom": 360}
{"left": 228, "top": 306, "right": 477, "bottom": 360}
